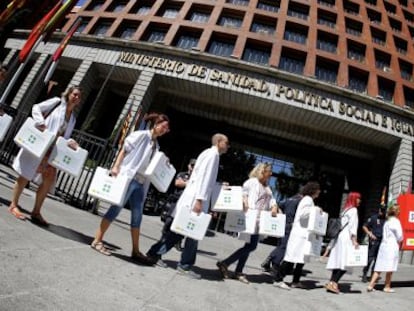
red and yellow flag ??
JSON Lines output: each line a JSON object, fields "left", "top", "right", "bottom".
{"left": 52, "top": 16, "right": 81, "bottom": 61}
{"left": 43, "top": 0, "right": 77, "bottom": 42}
{"left": 380, "top": 186, "right": 386, "bottom": 206}
{"left": 118, "top": 107, "right": 133, "bottom": 147}
{"left": 18, "top": 0, "right": 62, "bottom": 63}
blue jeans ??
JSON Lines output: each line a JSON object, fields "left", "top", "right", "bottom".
{"left": 178, "top": 238, "right": 198, "bottom": 270}
{"left": 103, "top": 179, "right": 144, "bottom": 228}
{"left": 222, "top": 234, "right": 260, "bottom": 273}
{"left": 147, "top": 216, "right": 183, "bottom": 257}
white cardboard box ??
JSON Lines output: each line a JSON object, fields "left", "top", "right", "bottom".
{"left": 170, "top": 208, "right": 212, "bottom": 241}
{"left": 144, "top": 151, "right": 176, "bottom": 193}
{"left": 48, "top": 137, "right": 88, "bottom": 177}
{"left": 0, "top": 113, "right": 12, "bottom": 142}
{"left": 224, "top": 209, "right": 257, "bottom": 234}
{"left": 14, "top": 117, "right": 55, "bottom": 158}
{"left": 259, "top": 211, "right": 286, "bottom": 237}
{"left": 304, "top": 233, "right": 323, "bottom": 258}
{"left": 211, "top": 185, "right": 243, "bottom": 212}
{"left": 88, "top": 167, "right": 131, "bottom": 206}
{"left": 346, "top": 245, "right": 368, "bottom": 267}
{"left": 308, "top": 207, "right": 328, "bottom": 236}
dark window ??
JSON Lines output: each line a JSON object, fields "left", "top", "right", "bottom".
{"left": 348, "top": 67, "right": 368, "bottom": 93}
{"left": 377, "top": 78, "right": 394, "bottom": 102}
{"left": 188, "top": 10, "right": 210, "bottom": 23}
{"left": 403, "top": 9, "right": 414, "bottom": 23}
{"left": 287, "top": 2, "right": 310, "bottom": 20}
{"left": 218, "top": 15, "right": 243, "bottom": 28}
{"left": 399, "top": 60, "right": 413, "bottom": 81}
{"left": 207, "top": 35, "right": 236, "bottom": 57}
{"left": 389, "top": 17, "right": 402, "bottom": 32}
{"left": 383, "top": 1, "right": 397, "bottom": 14}
{"left": 75, "top": 19, "right": 91, "bottom": 34}
{"left": 279, "top": 48, "right": 306, "bottom": 74}
{"left": 142, "top": 23, "right": 170, "bottom": 42}
{"left": 251, "top": 15, "right": 277, "bottom": 35}
{"left": 315, "top": 58, "right": 338, "bottom": 83}
{"left": 130, "top": 0, "right": 155, "bottom": 15}
{"left": 394, "top": 36, "right": 407, "bottom": 54}
{"left": 242, "top": 43, "right": 271, "bottom": 65}
{"left": 114, "top": 21, "right": 140, "bottom": 39}
{"left": 403, "top": 87, "right": 414, "bottom": 108}
{"left": 343, "top": 1, "right": 359, "bottom": 15}
{"left": 345, "top": 18, "right": 363, "bottom": 36}
{"left": 317, "top": 0, "right": 335, "bottom": 7}
{"left": 367, "top": 8, "right": 381, "bottom": 24}
{"left": 317, "top": 10, "right": 337, "bottom": 28}
{"left": 284, "top": 23, "right": 308, "bottom": 45}
{"left": 175, "top": 33, "right": 200, "bottom": 50}
{"left": 86, "top": 0, "right": 104, "bottom": 11}
{"left": 92, "top": 20, "right": 113, "bottom": 36}
{"left": 317, "top": 31, "right": 338, "bottom": 53}
{"left": 106, "top": 1, "right": 128, "bottom": 13}
{"left": 257, "top": 0, "right": 280, "bottom": 12}
{"left": 226, "top": 0, "right": 249, "bottom": 6}
{"left": 347, "top": 40, "right": 366, "bottom": 62}
{"left": 371, "top": 27, "right": 386, "bottom": 46}
{"left": 365, "top": 0, "right": 377, "bottom": 6}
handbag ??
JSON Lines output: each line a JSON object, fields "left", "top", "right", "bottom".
{"left": 0, "top": 112, "right": 12, "bottom": 141}
{"left": 87, "top": 167, "right": 131, "bottom": 206}
{"left": 326, "top": 209, "right": 350, "bottom": 239}
{"left": 48, "top": 137, "right": 88, "bottom": 177}
{"left": 13, "top": 117, "right": 56, "bottom": 158}
{"left": 170, "top": 207, "right": 212, "bottom": 240}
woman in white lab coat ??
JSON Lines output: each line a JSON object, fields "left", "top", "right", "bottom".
{"left": 216, "top": 163, "right": 278, "bottom": 284}
{"left": 273, "top": 181, "right": 321, "bottom": 290}
{"left": 325, "top": 191, "right": 361, "bottom": 294}
{"left": 9, "top": 86, "right": 82, "bottom": 226}
{"left": 367, "top": 204, "right": 403, "bottom": 293}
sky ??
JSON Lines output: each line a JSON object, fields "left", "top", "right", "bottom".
{"left": 76, "top": 0, "right": 86, "bottom": 6}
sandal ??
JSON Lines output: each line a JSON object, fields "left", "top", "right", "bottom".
{"left": 31, "top": 213, "right": 49, "bottom": 227}
{"left": 8, "top": 206, "right": 26, "bottom": 220}
{"left": 383, "top": 288, "right": 395, "bottom": 293}
{"left": 325, "top": 282, "right": 340, "bottom": 294}
{"left": 90, "top": 241, "right": 111, "bottom": 256}
{"left": 367, "top": 286, "right": 376, "bottom": 292}
{"left": 235, "top": 273, "right": 249, "bottom": 284}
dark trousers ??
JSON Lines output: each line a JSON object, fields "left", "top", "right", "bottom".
{"left": 147, "top": 216, "right": 183, "bottom": 258}
{"left": 274, "top": 260, "right": 304, "bottom": 283}
{"left": 222, "top": 234, "right": 260, "bottom": 273}
{"left": 362, "top": 240, "right": 381, "bottom": 276}
{"left": 330, "top": 269, "right": 347, "bottom": 283}
{"left": 269, "top": 225, "right": 292, "bottom": 267}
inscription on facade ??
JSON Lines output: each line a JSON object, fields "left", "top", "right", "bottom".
{"left": 119, "top": 52, "right": 414, "bottom": 138}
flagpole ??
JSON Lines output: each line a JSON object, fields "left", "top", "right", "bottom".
{"left": 0, "top": 33, "right": 45, "bottom": 107}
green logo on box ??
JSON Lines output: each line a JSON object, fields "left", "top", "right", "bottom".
{"left": 28, "top": 134, "right": 36, "bottom": 144}
{"left": 224, "top": 196, "right": 231, "bottom": 203}
{"left": 103, "top": 184, "right": 111, "bottom": 193}
{"left": 187, "top": 221, "right": 195, "bottom": 230}
{"left": 271, "top": 224, "right": 278, "bottom": 230}
{"left": 63, "top": 155, "right": 71, "bottom": 164}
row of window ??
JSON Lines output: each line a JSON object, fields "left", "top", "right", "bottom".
{"left": 81, "top": 1, "right": 414, "bottom": 55}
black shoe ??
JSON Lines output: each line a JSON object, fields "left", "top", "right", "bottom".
{"left": 261, "top": 262, "right": 271, "bottom": 272}
{"left": 131, "top": 252, "right": 154, "bottom": 266}
{"left": 175, "top": 242, "right": 183, "bottom": 251}
{"left": 216, "top": 261, "right": 229, "bottom": 279}
{"left": 361, "top": 275, "right": 368, "bottom": 283}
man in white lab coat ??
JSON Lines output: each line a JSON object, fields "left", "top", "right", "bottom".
{"left": 174, "top": 133, "right": 229, "bottom": 279}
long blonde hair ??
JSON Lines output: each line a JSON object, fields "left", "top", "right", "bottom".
{"left": 249, "top": 163, "right": 272, "bottom": 180}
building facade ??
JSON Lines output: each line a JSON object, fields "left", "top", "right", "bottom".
{"left": 1, "top": 0, "right": 413, "bottom": 262}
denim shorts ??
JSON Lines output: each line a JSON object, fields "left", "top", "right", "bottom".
{"left": 103, "top": 179, "right": 144, "bottom": 228}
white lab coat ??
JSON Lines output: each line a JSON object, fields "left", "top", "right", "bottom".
{"left": 174, "top": 146, "right": 220, "bottom": 214}
{"left": 374, "top": 216, "right": 403, "bottom": 272}
{"left": 284, "top": 195, "right": 315, "bottom": 264}
{"left": 326, "top": 207, "right": 358, "bottom": 270}
{"left": 12, "top": 97, "right": 76, "bottom": 180}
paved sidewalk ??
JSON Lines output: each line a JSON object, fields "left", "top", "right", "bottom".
{"left": 0, "top": 164, "right": 412, "bottom": 311}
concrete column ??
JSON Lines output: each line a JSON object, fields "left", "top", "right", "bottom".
{"left": 389, "top": 138, "right": 413, "bottom": 264}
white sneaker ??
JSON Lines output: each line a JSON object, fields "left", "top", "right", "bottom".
{"left": 274, "top": 281, "right": 291, "bottom": 290}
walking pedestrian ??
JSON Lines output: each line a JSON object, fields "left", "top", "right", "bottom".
{"left": 90, "top": 113, "right": 170, "bottom": 265}
{"left": 367, "top": 204, "right": 403, "bottom": 293}
{"left": 146, "top": 158, "right": 196, "bottom": 267}
{"left": 361, "top": 206, "right": 386, "bottom": 282}
{"left": 325, "top": 192, "right": 361, "bottom": 294}
{"left": 173, "top": 133, "right": 229, "bottom": 279}
{"left": 8, "top": 86, "right": 82, "bottom": 226}
{"left": 216, "top": 163, "right": 279, "bottom": 284}
{"left": 273, "top": 181, "right": 321, "bottom": 290}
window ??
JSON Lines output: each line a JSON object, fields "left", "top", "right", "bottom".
{"left": 317, "top": 10, "right": 337, "bottom": 28}
{"left": 279, "top": 48, "right": 306, "bottom": 74}
{"left": 347, "top": 40, "right": 366, "bottom": 62}
{"left": 409, "top": 26, "right": 414, "bottom": 40}
{"left": 106, "top": 1, "right": 128, "bottom": 13}
{"left": 207, "top": 35, "right": 236, "bottom": 57}
{"left": 403, "top": 87, "right": 414, "bottom": 108}
{"left": 403, "top": 10, "right": 414, "bottom": 23}
{"left": 371, "top": 27, "right": 386, "bottom": 46}
{"left": 226, "top": 0, "right": 249, "bottom": 6}
{"left": 157, "top": 1, "right": 183, "bottom": 19}
{"left": 163, "top": 8, "right": 179, "bottom": 18}
{"left": 383, "top": 1, "right": 396, "bottom": 14}
{"left": 218, "top": 15, "right": 243, "bottom": 28}
{"left": 250, "top": 16, "right": 277, "bottom": 35}
{"left": 343, "top": 1, "right": 359, "bottom": 15}
{"left": 365, "top": 0, "right": 377, "bottom": 6}
{"left": 284, "top": 23, "right": 308, "bottom": 45}
{"left": 257, "top": 0, "right": 280, "bottom": 12}
{"left": 75, "top": 19, "right": 91, "bottom": 34}
{"left": 317, "top": 0, "right": 335, "bottom": 7}
{"left": 130, "top": 0, "right": 154, "bottom": 15}
{"left": 142, "top": 23, "right": 169, "bottom": 42}
{"left": 317, "top": 31, "right": 338, "bottom": 53}
{"left": 394, "top": 36, "right": 407, "bottom": 55}
{"left": 315, "top": 57, "right": 338, "bottom": 83}
{"left": 93, "top": 20, "right": 113, "bottom": 36}
{"left": 86, "top": 0, "right": 104, "bottom": 11}
{"left": 389, "top": 18, "right": 402, "bottom": 32}
{"left": 399, "top": 60, "right": 413, "bottom": 81}
{"left": 114, "top": 21, "right": 140, "bottom": 39}
{"left": 287, "top": 2, "right": 309, "bottom": 20}
{"left": 348, "top": 67, "right": 368, "bottom": 93}
{"left": 367, "top": 8, "right": 381, "bottom": 24}
{"left": 188, "top": 10, "right": 210, "bottom": 23}
{"left": 242, "top": 42, "right": 271, "bottom": 65}
{"left": 174, "top": 31, "right": 201, "bottom": 50}
{"left": 374, "top": 50, "right": 391, "bottom": 71}
{"left": 377, "top": 78, "right": 394, "bottom": 102}
{"left": 345, "top": 18, "right": 362, "bottom": 36}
